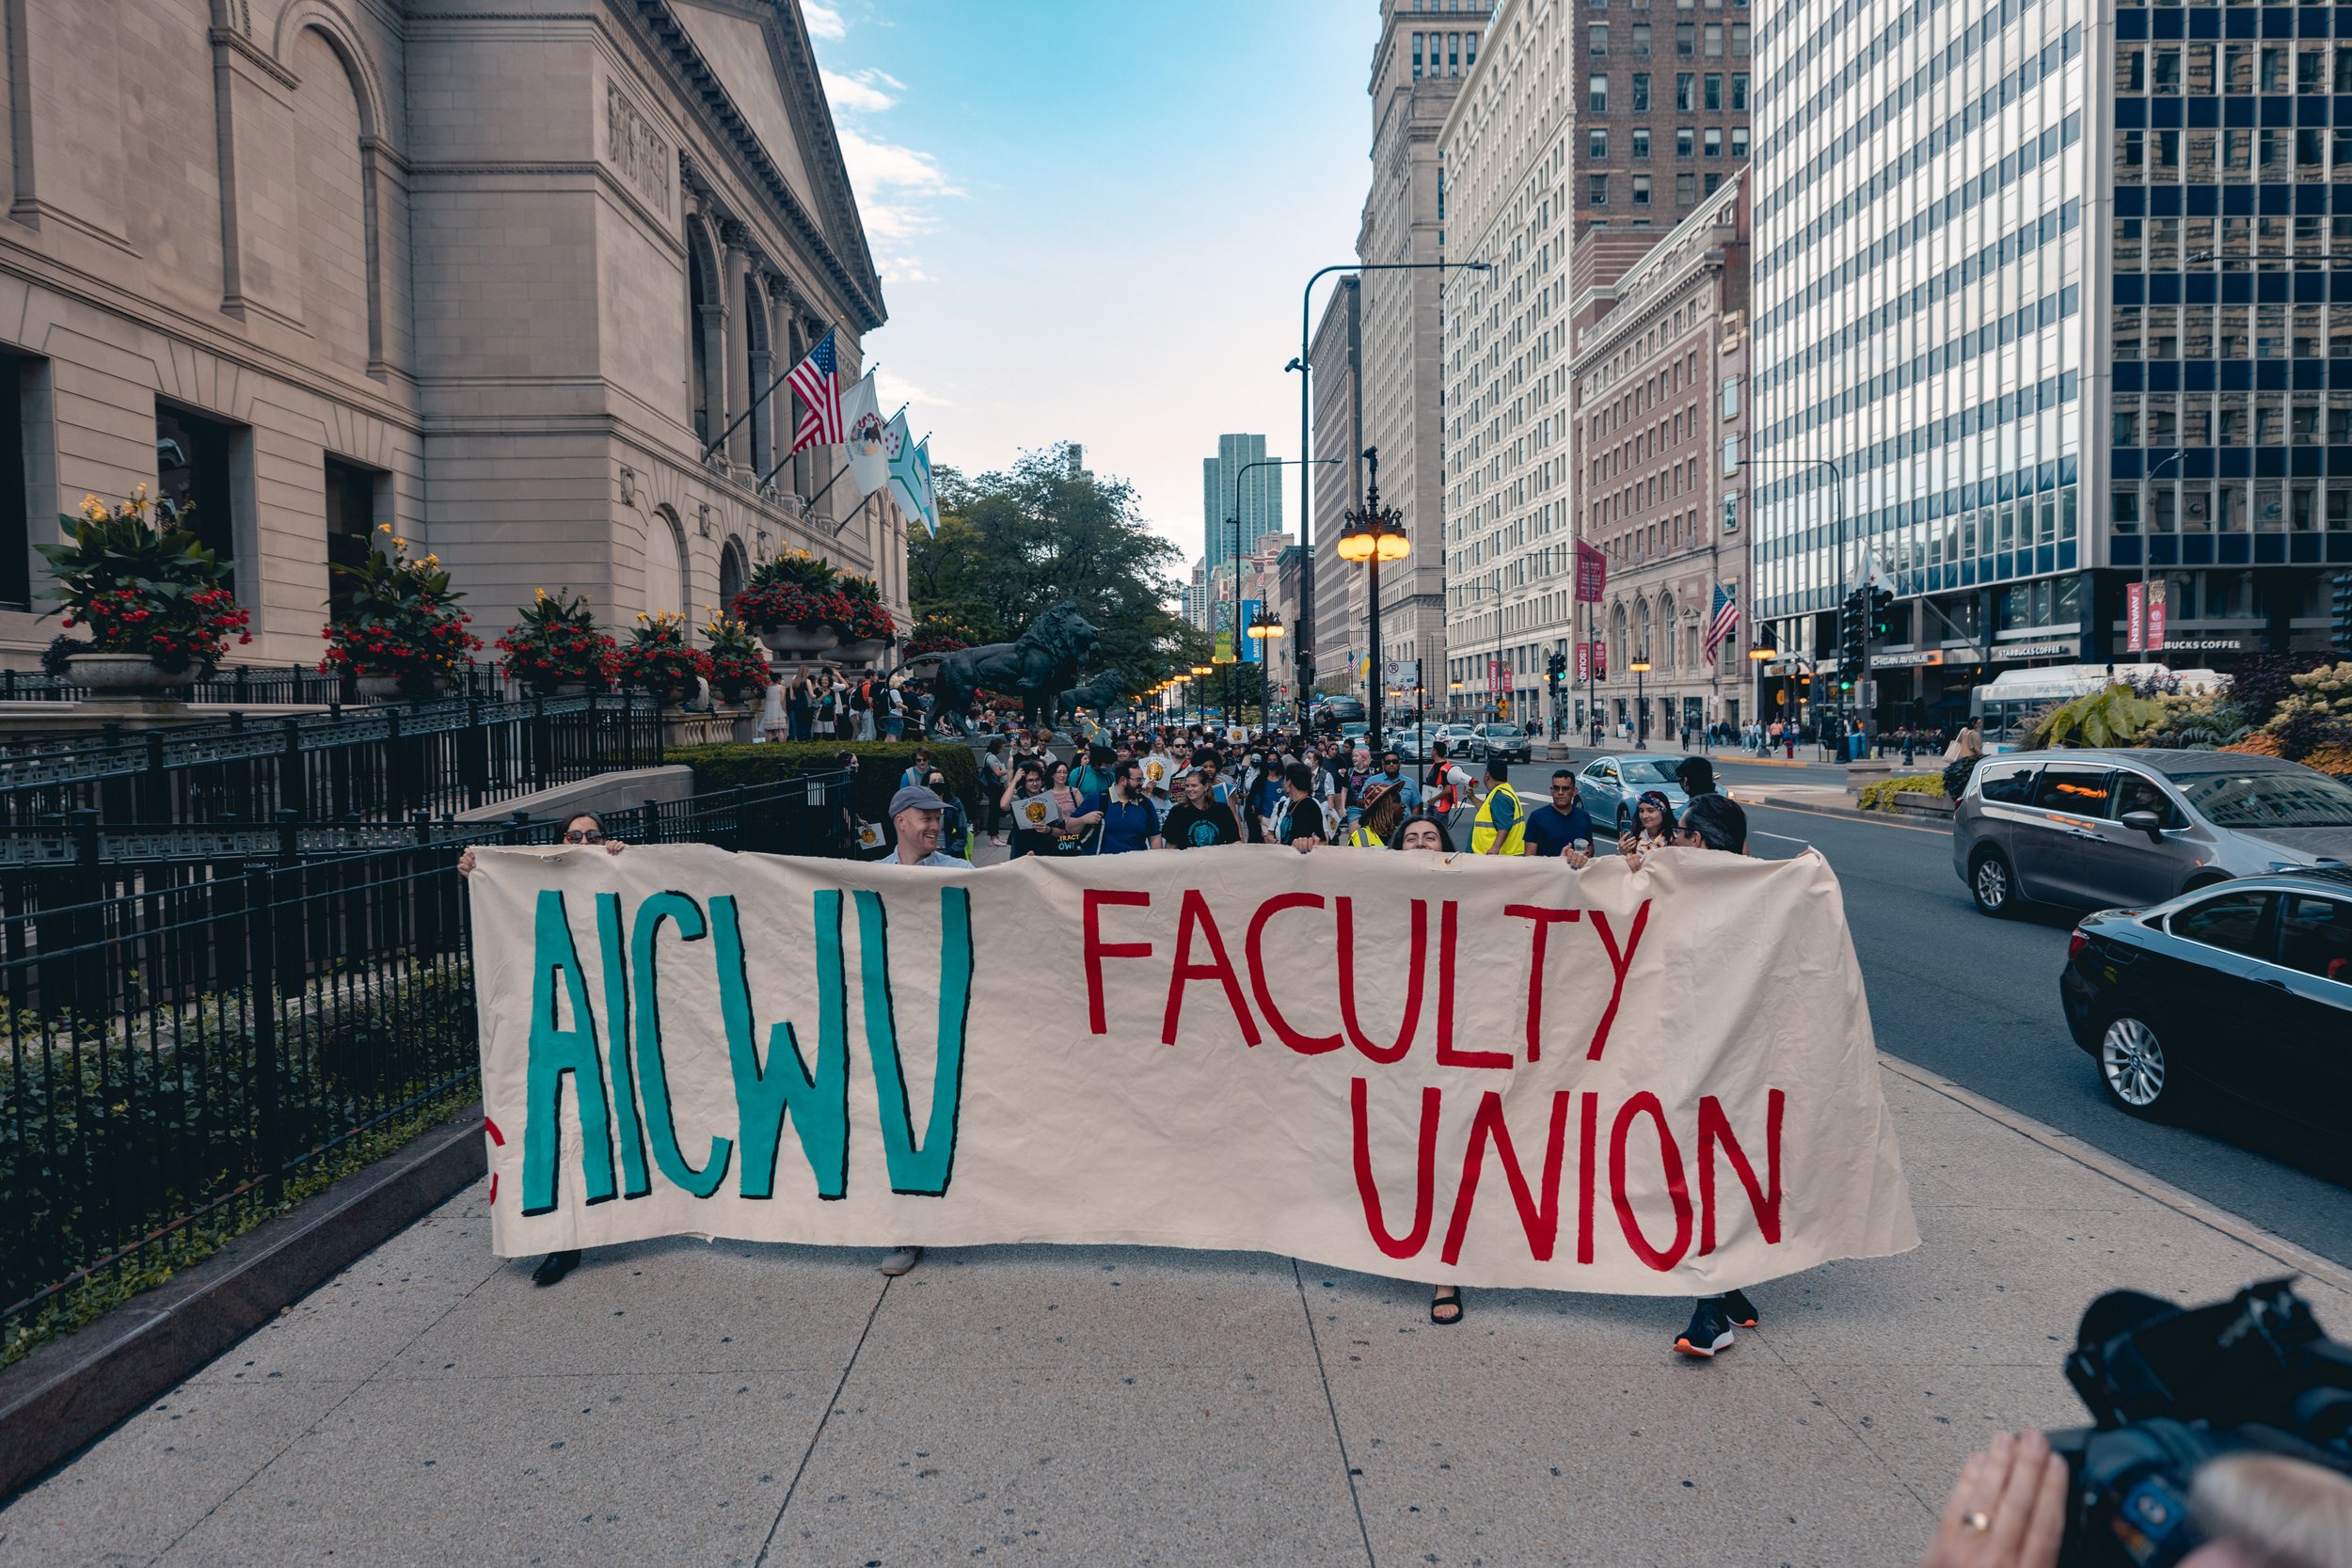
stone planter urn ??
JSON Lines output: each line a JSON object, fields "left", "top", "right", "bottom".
{"left": 830, "top": 636, "right": 889, "bottom": 666}
{"left": 67, "top": 652, "right": 200, "bottom": 692}
{"left": 757, "top": 623, "right": 838, "bottom": 657}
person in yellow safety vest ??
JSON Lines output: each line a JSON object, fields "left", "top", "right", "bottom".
{"left": 1469, "top": 755, "right": 1528, "bottom": 854}
{"left": 1342, "top": 783, "right": 1406, "bottom": 847}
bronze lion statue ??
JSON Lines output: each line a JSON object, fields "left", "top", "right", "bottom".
{"left": 1052, "top": 670, "right": 1129, "bottom": 727}
{"left": 929, "top": 603, "right": 1100, "bottom": 734}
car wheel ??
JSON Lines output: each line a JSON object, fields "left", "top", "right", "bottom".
{"left": 2097, "top": 1012, "right": 2173, "bottom": 1119}
{"left": 1969, "top": 848, "right": 2017, "bottom": 918}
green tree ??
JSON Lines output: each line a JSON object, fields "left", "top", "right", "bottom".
{"left": 911, "top": 444, "right": 1196, "bottom": 697}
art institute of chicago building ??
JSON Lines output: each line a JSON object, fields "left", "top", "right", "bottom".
{"left": 0, "top": 0, "right": 903, "bottom": 669}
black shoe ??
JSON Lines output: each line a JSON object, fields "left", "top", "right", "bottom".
{"left": 1719, "top": 1288, "right": 1759, "bottom": 1328}
{"left": 1674, "top": 1299, "right": 1735, "bottom": 1359}
{"left": 532, "top": 1249, "right": 581, "bottom": 1287}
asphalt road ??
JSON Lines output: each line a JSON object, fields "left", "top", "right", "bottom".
{"left": 1499, "top": 754, "right": 2352, "bottom": 1270}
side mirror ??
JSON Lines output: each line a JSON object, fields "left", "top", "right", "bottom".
{"left": 2120, "top": 809, "right": 2166, "bottom": 840}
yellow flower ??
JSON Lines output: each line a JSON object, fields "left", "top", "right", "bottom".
{"left": 131, "top": 483, "right": 148, "bottom": 499}
{"left": 390, "top": 537, "right": 406, "bottom": 549}
{"left": 377, "top": 522, "right": 392, "bottom": 533}
{"left": 535, "top": 588, "right": 548, "bottom": 601}
{"left": 422, "top": 554, "right": 439, "bottom": 566}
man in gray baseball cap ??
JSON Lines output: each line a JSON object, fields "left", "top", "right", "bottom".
{"left": 888, "top": 783, "right": 970, "bottom": 868}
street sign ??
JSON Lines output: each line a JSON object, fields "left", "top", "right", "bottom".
{"left": 1384, "top": 658, "right": 1419, "bottom": 687}
{"left": 1868, "top": 648, "right": 1946, "bottom": 670}
{"left": 1991, "top": 640, "right": 2076, "bottom": 661}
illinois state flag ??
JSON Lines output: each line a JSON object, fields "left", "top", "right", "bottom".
{"left": 841, "top": 372, "right": 889, "bottom": 499}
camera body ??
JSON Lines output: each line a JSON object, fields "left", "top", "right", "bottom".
{"left": 2051, "top": 1279, "right": 2352, "bottom": 1567}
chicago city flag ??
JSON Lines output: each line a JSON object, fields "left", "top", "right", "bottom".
{"left": 840, "top": 372, "right": 889, "bottom": 499}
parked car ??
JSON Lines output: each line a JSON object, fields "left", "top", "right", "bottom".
{"left": 1436, "top": 723, "right": 1481, "bottom": 755}
{"left": 1338, "top": 721, "right": 1371, "bottom": 747}
{"left": 1953, "top": 749, "right": 2352, "bottom": 918}
{"left": 1470, "top": 723, "right": 1533, "bottom": 764}
{"left": 1575, "top": 753, "right": 1692, "bottom": 832}
{"left": 2059, "top": 867, "right": 2352, "bottom": 1128}
{"left": 1391, "top": 724, "right": 1440, "bottom": 763}
{"left": 1313, "top": 697, "right": 1366, "bottom": 732}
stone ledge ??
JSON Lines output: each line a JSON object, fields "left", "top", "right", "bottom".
{"left": 0, "top": 1104, "right": 485, "bottom": 1504}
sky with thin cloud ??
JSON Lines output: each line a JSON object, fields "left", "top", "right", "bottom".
{"left": 806, "top": 0, "right": 1372, "bottom": 574}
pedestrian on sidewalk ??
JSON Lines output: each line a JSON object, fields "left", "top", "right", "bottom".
{"left": 979, "top": 738, "right": 1009, "bottom": 845}
{"left": 1162, "top": 767, "right": 1240, "bottom": 848}
{"left": 457, "top": 813, "right": 627, "bottom": 1290}
{"left": 1090, "top": 759, "right": 1163, "bottom": 853}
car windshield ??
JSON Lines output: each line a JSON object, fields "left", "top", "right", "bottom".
{"left": 2166, "top": 767, "right": 2352, "bottom": 828}
{"left": 1480, "top": 726, "right": 1518, "bottom": 737}
{"left": 1619, "top": 759, "right": 1684, "bottom": 785}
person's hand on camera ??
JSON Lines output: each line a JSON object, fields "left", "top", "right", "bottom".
{"left": 1920, "top": 1431, "right": 2066, "bottom": 1568}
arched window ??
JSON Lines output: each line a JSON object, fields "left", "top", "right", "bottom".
{"left": 1656, "top": 593, "right": 1677, "bottom": 671}
{"left": 1634, "top": 597, "right": 1652, "bottom": 662}
{"left": 719, "top": 536, "right": 749, "bottom": 610}
{"left": 1610, "top": 603, "right": 1628, "bottom": 673}
{"left": 645, "top": 507, "right": 686, "bottom": 618}
{"left": 291, "top": 28, "right": 372, "bottom": 372}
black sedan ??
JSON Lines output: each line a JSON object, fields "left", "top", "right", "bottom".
{"left": 2059, "top": 868, "right": 2352, "bottom": 1132}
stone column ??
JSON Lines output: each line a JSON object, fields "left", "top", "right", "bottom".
{"left": 746, "top": 274, "right": 773, "bottom": 482}
{"left": 691, "top": 215, "right": 728, "bottom": 458}
{"left": 766, "top": 277, "right": 796, "bottom": 487}
{"left": 720, "top": 226, "right": 753, "bottom": 470}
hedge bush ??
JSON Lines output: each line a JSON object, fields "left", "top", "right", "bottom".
{"left": 1858, "top": 772, "right": 1947, "bottom": 812}
{"left": 667, "top": 741, "right": 979, "bottom": 820}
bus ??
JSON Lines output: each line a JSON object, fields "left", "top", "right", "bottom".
{"left": 1968, "top": 663, "right": 2224, "bottom": 751}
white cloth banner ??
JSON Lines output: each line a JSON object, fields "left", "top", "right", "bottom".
{"left": 469, "top": 845, "right": 1917, "bottom": 1293}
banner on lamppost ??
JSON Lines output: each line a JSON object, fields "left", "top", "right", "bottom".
{"left": 1593, "top": 641, "right": 1609, "bottom": 681}
{"left": 2147, "top": 585, "right": 2167, "bottom": 652}
{"left": 1575, "top": 641, "right": 1592, "bottom": 684}
{"left": 1575, "top": 541, "right": 1609, "bottom": 603}
{"left": 1240, "top": 598, "right": 1263, "bottom": 665}
{"left": 2125, "top": 583, "right": 2145, "bottom": 654}
{"left": 467, "top": 846, "right": 1919, "bottom": 1294}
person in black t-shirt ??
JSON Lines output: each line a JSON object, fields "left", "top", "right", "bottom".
{"left": 1277, "top": 761, "right": 1326, "bottom": 850}
{"left": 1162, "top": 768, "right": 1240, "bottom": 848}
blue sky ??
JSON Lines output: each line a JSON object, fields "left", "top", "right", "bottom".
{"left": 806, "top": 0, "right": 1375, "bottom": 567}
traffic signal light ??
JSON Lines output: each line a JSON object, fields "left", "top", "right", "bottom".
{"left": 1867, "top": 586, "right": 1897, "bottom": 641}
{"left": 1838, "top": 590, "right": 1865, "bottom": 682}
{"left": 1547, "top": 649, "right": 1567, "bottom": 687}
{"left": 2333, "top": 571, "right": 2352, "bottom": 654}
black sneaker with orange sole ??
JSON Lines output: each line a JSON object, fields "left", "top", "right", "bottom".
{"left": 1674, "top": 1298, "right": 1735, "bottom": 1358}
{"left": 1720, "top": 1288, "right": 1759, "bottom": 1327}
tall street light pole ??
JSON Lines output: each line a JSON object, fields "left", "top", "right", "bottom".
{"left": 2138, "top": 448, "right": 2184, "bottom": 661}
{"left": 1338, "top": 445, "right": 1409, "bottom": 755}
{"left": 1229, "top": 455, "right": 1339, "bottom": 727}
{"left": 1290, "top": 260, "right": 1489, "bottom": 707}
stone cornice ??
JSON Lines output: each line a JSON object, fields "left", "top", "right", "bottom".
{"left": 628, "top": 0, "right": 884, "bottom": 333}
{"left": 210, "top": 25, "right": 299, "bottom": 89}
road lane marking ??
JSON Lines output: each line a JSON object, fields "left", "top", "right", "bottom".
{"left": 1753, "top": 831, "right": 1809, "bottom": 843}
{"left": 1742, "top": 800, "right": 1950, "bottom": 835}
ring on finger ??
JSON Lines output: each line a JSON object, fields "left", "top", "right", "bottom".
{"left": 1963, "top": 1511, "right": 1992, "bottom": 1532}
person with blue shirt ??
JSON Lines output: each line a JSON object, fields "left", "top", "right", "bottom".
{"left": 1521, "top": 768, "right": 1597, "bottom": 865}
{"left": 1367, "top": 747, "right": 1421, "bottom": 812}
{"left": 1089, "top": 758, "right": 1163, "bottom": 853}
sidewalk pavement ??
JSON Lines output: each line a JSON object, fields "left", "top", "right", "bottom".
{"left": 5, "top": 1064, "right": 2344, "bottom": 1568}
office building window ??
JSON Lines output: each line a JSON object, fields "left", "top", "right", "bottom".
{"left": 1676, "top": 22, "right": 1694, "bottom": 55}
{"left": 1633, "top": 174, "right": 1652, "bottom": 205}
{"left": 1676, "top": 72, "right": 1694, "bottom": 110}
{"left": 1704, "top": 23, "right": 1723, "bottom": 55}
{"left": 1704, "top": 127, "right": 1723, "bottom": 156}
{"left": 1590, "top": 173, "right": 1610, "bottom": 204}
{"left": 1631, "top": 126, "right": 1651, "bottom": 157}
{"left": 1722, "top": 493, "right": 1740, "bottom": 533}
{"left": 1591, "top": 23, "right": 1608, "bottom": 54}
{"left": 1631, "top": 71, "right": 1652, "bottom": 109}
{"left": 1730, "top": 23, "right": 1749, "bottom": 55}
{"left": 1588, "top": 73, "right": 1609, "bottom": 112}
{"left": 1704, "top": 72, "right": 1723, "bottom": 109}
{"left": 1589, "top": 128, "right": 1609, "bottom": 159}
{"left": 154, "top": 402, "right": 244, "bottom": 594}
{"left": 1729, "top": 71, "right": 1748, "bottom": 108}
{"left": 1677, "top": 126, "right": 1694, "bottom": 156}
{"left": 1721, "top": 376, "right": 1740, "bottom": 420}
{"left": 1730, "top": 126, "right": 1748, "bottom": 157}
{"left": 1412, "top": 33, "right": 1423, "bottom": 77}
{"left": 1677, "top": 171, "right": 1696, "bottom": 204}
{"left": 1632, "top": 23, "right": 1651, "bottom": 55}
{"left": 1464, "top": 32, "right": 1476, "bottom": 68}
{"left": 324, "top": 457, "right": 379, "bottom": 626}
{"left": 1704, "top": 171, "right": 1722, "bottom": 196}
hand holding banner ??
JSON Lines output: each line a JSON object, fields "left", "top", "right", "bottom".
{"left": 469, "top": 846, "right": 1916, "bottom": 1293}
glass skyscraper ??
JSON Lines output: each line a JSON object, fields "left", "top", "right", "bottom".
{"left": 1202, "top": 434, "right": 1285, "bottom": 576}
{"left": 1750, "top": 0, "right": 2348, "bottom": 729}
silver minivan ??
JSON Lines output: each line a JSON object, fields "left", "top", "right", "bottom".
{"left": 1952, "top": 749, "right": 2352, "bottom": 916}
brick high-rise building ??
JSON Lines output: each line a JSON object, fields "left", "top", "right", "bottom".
{"left": 1573, "top": 0, "right": 1755, "bottom": 235}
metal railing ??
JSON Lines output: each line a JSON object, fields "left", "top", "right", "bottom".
{"left": 0, "top": 770, "right": 852, "bottom": 1353}
{"left": 0, "top": 691, "right": 665, "bottom": 829}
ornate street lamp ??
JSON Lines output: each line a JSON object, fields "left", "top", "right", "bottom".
{"left": 1629, "top": 659, "right": 1652, "bottom": 751}
{"left": 1338, "top": 445, "right": 1408, "bottom": 753}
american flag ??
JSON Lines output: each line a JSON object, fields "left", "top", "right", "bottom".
{"left": 787, "top": 327, "right": 842, "bottom": 453}
{"left": 1703, "top": 581, "right": 1740, "bottom": 665}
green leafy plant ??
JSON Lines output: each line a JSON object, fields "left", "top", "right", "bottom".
{"left": 2262, "top": 659, "right": 2352, "bottom": 762}
{"left": 615, "top": 610, "right": 713, "bottom": 705}
{"left": 729, "top": 550, "right": 850, "bottom": 630}
{"left": 1859, "top": 772, "right": 1947, "bottom": 812}
{"left": 495, "top": 588, "right": 619, "bottom": 692}
{"left": 319, "top": 527, "right": 480, "bottom": 694}
{"left": 831, "top": 573, "right": 897, "bottom": 641}
{"left": 1942, "top": 753, "right": 1979, "bottom": 800}
{"left": 39, "top": 488, "right": 252, "bottom": 673}
{"left": 2138, "top": 689, "right": 2251, "bottom": 751}
{"left": 698, "top": 611, "right": 772, "bottom": 704}
{"left": 2023, "top": 684, "right": 2162, "bottom": 750}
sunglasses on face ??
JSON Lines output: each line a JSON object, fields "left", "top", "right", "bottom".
{"left": 564, "top": 828, "right": 604, "bottom": 844}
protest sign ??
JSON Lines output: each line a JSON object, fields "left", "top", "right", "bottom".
{"left": 469, "top": 846, "right": 1916, "bottom": 1293}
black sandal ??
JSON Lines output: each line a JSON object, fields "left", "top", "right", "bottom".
{"left": 1430, "top": 1285, "right": 1463, "bottom": 1325}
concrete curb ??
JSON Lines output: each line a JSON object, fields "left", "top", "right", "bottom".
{"left": 1881, "top": 1058, "right": 2352, "bottom": 1295}
{"left": 0, "top": 1102, "right": 486, "bottom": 1504}
{"left": 1751, "top": 794, "right": 1953, "bottom": 831}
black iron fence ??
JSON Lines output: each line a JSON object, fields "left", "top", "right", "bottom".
{"left": 0, "top": 770, "right": 850, "bottom": 1359}
{"left": 0, "top": 662, "right": 544, "bottom": 707}
{"left": 0, "top": 690, "right": 665, "bottom": 830}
